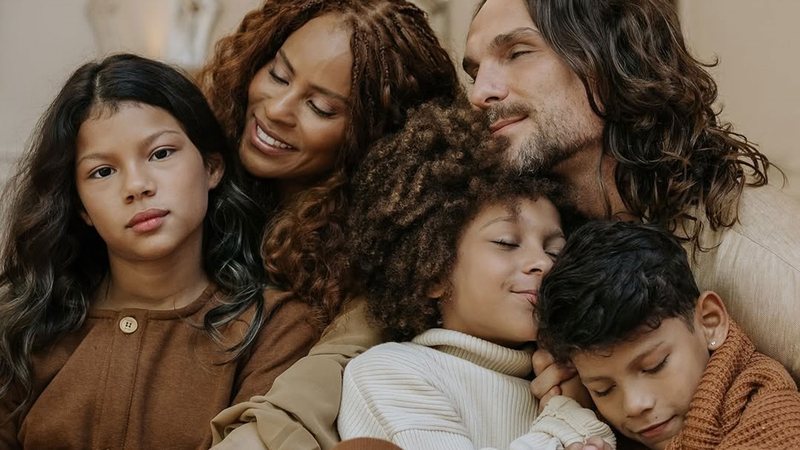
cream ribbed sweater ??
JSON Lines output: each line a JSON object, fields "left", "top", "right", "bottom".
{"left": 338, "top": 329, "right": 615, "bottom": 449}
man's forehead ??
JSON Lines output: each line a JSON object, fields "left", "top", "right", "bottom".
{"left": 467, "top": 0, "right": 536, "bottom": 53}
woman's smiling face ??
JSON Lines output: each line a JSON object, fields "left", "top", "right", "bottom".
{"left": 239, "top": 13, "right": 352, "bottom": 196}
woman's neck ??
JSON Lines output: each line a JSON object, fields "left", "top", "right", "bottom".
{"left": 273, "top": 172, "right": 337, "bottom": 205}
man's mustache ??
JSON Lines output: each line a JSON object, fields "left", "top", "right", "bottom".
{"left": 486, "top": 102, "right": 531, "bottom": 124}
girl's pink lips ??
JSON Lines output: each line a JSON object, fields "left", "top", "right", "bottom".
{"left": 126, "top": 208, "right": 169, "bottom": 233}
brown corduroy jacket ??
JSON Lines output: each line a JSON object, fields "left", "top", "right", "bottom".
{"left": 0, "top": 285, "right": 318, "bottom": 450}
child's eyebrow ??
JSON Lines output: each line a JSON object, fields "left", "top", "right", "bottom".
{"left": 75, "top": 152, "right": 108, "bottom": 165}
{"left": 76, "top": 130, "right": 182, "bottom": 166}
{"left": 479, "top": 215, "right": 515, "bottom": 230}
{"left": 625, "top": 340, "right": 665, "bottom": 372}
{"left": 544, "top": 228, "right": 565, "bottom": 241}
{"left": 580, "top": 340, "right": 665, "bottom": 383}
{"left": 139, "top": 129, "right": 182, "bottom": 149}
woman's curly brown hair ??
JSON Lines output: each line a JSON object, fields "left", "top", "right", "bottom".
{"left": 496, "top": 0, "right": 774, "bottom": 253}
{"left": 199, "top": 0, "right": 460, "bottom": 327}
{"left": 348, "top": 101, "right": 581, "bottom": 341}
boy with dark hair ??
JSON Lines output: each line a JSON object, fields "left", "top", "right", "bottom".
{"left": 537, "top": 221, "right": 800, "bottom": 450}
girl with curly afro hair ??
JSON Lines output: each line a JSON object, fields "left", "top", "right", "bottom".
{"left": 202, "top": 1, "right": 460, "bottom": 448}
{"left": 337, "top": 101, "right": 616, "bottom": 450}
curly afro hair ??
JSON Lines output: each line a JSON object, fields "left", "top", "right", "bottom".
{"left": 348, "top": 101, "right": 581, "bottom": 341}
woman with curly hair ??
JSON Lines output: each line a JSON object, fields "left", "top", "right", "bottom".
{"left": 200, "top": 1, "right": 460, "bottom": 448}
{"left": 336, "top": 101, "right": 616, "bottom": 450}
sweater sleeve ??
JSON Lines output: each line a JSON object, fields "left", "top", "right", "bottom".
{"left": 230, "top": 294, "right": 320, "bottom": 405}
{"left": 717, "top": 389, "right": 800, "bottom": 449}
{"left": 511, "top": 396, "right": 616, "bottom": 450}
{"left": 211, "top": 297, "right": 381, "bottom": 450}
{"left": 338, "top": 344, "right": 477, "bottom": 450}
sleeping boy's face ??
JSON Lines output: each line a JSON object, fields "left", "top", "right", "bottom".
{"left": 571, "top": 317, "right": 711, "bottom": 450}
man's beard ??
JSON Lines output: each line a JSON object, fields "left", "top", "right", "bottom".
{"left": 487, "top": 101, "right": 598, "bottom": 174}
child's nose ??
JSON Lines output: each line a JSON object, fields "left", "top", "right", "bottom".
{"left": 623, "top": 386, "right": 656, "bottom": 418}
{"left": 522, "top": 250, "right": 554, "bottom": 276}
{"left": 124, "top": 169, "right": 156, "bottom": 202}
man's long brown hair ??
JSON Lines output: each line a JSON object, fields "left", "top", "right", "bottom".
{"left": 479, "top": 0, "right": 772, "bottom": 252}
{"left": 200, "top": 0, "right": 460, "bottom": 326}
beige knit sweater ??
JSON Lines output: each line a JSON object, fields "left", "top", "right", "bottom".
{"left": 665, "top": 321, "right": 800, "bottom": 449}
{"left": 338, "top": 328, "right": 615, "bottom": 449}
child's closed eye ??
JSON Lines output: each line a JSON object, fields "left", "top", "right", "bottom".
{"left": 544, "top": 249, "right": 561, "bottom": 260}
{"left": 592, "top": 385, "right": 615, "bottom": 398}
{"left": 642, "top": 355, "right": 669, "bottom": 374}
{"left": 491, "top": 239, "right": 519, "bottom": 249}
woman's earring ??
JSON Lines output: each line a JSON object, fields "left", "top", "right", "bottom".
{"left": 709, "top": 340, "right": 717, "bottom": 349}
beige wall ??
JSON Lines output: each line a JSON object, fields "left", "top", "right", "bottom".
{"left": 679, "top": 0, "right": 800, "bottom": 198}
{"left": 0, "top": 0, "right": 262, "bottom": 187}
{"left": 0, "top": 0, "right": 95, "bottom": 186}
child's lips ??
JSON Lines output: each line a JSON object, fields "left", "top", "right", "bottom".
{"left": 127, "top": 208, "right": 169, "bottom": 232}
{"left": 513, "top": 290, "right": 538, "bottom": 306}
{"left": 636, "top": 416, "right": 676, "bottom": 440}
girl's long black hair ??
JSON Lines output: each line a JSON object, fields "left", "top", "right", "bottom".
{"left": 0, "top": 54, "right": 267, "bottom": 413}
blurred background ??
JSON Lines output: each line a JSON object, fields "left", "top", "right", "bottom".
{"left": 1, "top": 0, "right": 798, "bottom": 197}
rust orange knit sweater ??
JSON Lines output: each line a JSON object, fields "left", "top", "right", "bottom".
{"left": 665, "top": 321, "right": 800, "bottom": 449}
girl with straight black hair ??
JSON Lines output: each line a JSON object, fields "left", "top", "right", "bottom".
{"left": 0, "top": 54, "right": 317, "bottom": 448}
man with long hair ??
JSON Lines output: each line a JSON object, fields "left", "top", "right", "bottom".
{"left": 464, "top": 0, "right": 800, "bottom": 393}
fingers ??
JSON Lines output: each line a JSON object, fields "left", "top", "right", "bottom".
{"left": 531, "top": 348, "right": 556, "bottom": 376}
{"left": 564, "top": 436, "right": 610, "bottom": 450}
{"left": 583, "top": 436, "right": 611, "bottom": 450}
{"left": 560, "top": 373, "right": 593, "bottom": 409}
{"left": 530, "top": 362, "right": 576, "bottom": 400}
{"left": 535, "top": 384, "right": 561, "bottom": 414}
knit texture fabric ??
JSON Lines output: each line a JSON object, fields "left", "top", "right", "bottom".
{"left": 338, "top": 328, "right": 614, "bottom": 449}
{"left": 665, "top": 321, "right": 800, "bottom": 449}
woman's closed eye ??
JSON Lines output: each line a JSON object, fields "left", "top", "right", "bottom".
{"left": 308, "top": 100, "right": 336, "bottom": 118}
{"left": 269, "top": 68, "right": 288, "bottom": 85}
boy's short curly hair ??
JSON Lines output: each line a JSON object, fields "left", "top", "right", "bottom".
{"left": 348, "top": 101, "right": 579, "bottom": 341}
{"left": 537, "top": 221, "right": 701, "bottom": 363}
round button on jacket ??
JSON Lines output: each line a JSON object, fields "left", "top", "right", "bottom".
{"left": 119, "top": 316, "right": 139, "bottom": 334}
